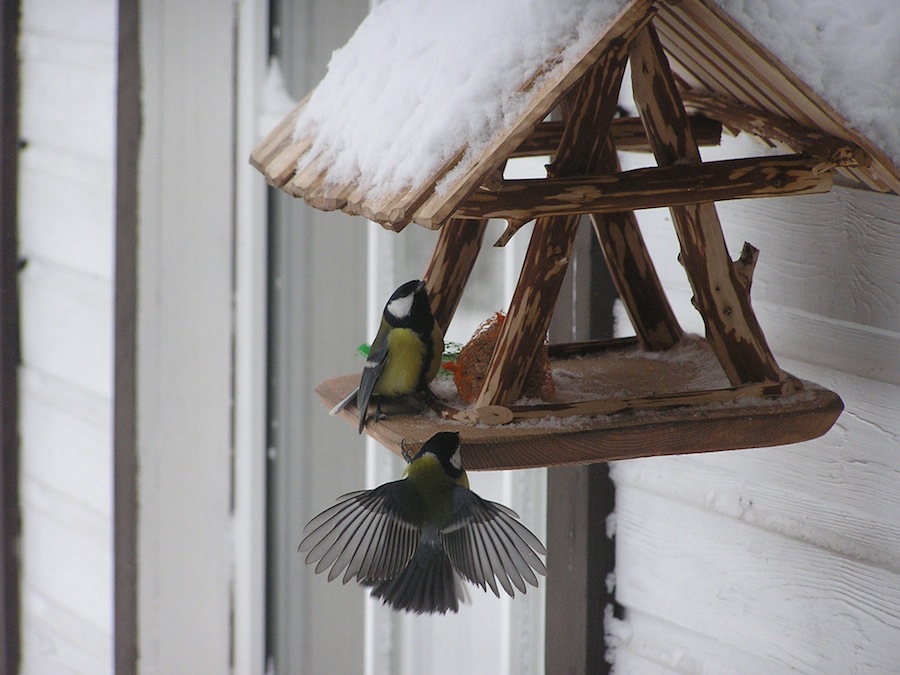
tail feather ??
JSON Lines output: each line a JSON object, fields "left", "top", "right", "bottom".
{"left": 330, "top": 387, "right": 359, "bottom": 416}
{"left": 367, "top": 532, "right": 460, "bottom": 614}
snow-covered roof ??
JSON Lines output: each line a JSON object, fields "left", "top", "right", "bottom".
{"left": 251, "top": 0, "right": 900, "bottom": 230}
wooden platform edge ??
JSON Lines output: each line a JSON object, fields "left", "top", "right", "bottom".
{"left": 315, "top": 372, "right": 844, "bottom": 471}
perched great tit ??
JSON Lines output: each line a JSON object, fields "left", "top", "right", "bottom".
{"left": 298, "top": 431, "right": 547, "bottom": 614}
{"left": 330, "top": 279, "right": 444, "bottom": 433}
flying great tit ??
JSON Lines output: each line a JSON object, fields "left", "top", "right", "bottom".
{"left": 330, "top": 279, "right": 444, "bottom": 433}
{"left": 298, "top": 431, "right": 547, "bottom": 614}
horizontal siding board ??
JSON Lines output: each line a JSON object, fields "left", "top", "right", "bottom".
{"left": 18, "top": 31, "right": 114, "bottom": 68}
{"left": 18, "top": 150, "right": 113, "bottom": 280}
{"left": 612, "top": 652, "right": 681, "bottom": 675}
{"left": 20, "top": 481, "right": 111, "bottom": 633}
{"left": 18, "top": 258, "right": 112, "bottom": 398}
{"left": 612, "top": 453, "right": 900, "bottom": 574}
{"left": 618, "top": 285, "right": 899, "bottom": 385}
{"left": 17, "top": 2, "right": 117, "bottom": 671}
{"left": 19, "top": 369, "right": 111, "bottom": 516}
{"left": 18, "top": 33, "right": 115, "bottom": 160}
{"left": 715, "top": 188, "right": 900, "bottom": 334}
{"left": 613, "top": 51, "right": 897, "bottom": 675}
{"left": 612, "top": 363, "right": 899, "bottom": 569}
{"left": 758, "top": 306, "right": 899, "bottom": 385}
{"left": 614, "top": 487, "right": 900, "bottom": 674}
{"left": 20, "top": 587, "right": 110, "bottom": 675}
{"left": 629, "top": 184, "right": 900, "bottom": 332}
{"left": 20, "top": 0, "right": 115, "bottom": 44}
{"left": 613, "top": 608, "right": 789, "bottom": 675}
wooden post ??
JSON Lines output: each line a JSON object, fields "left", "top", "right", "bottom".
{"left": 545, "top": 463, "right": 616, "bottom": 673}
{"left": 0, "top": 3, "right": 21, "bottom": 672}
{"left": 630, "top": 22, "right": 782, "bottom": 384}
{"left": 423, "top": 217, "right": 489, "bottom": 335}
{"left": 590, "top": 138, "right": 682, "bottom": 350}
{"left": 114, "top": 0, "right": 140, "bottom": 672}
{"left": 474, "top": 13, "right": 652, "bottom": 407}
{"left": 545, "top": 217, "right": 618, "bottom": 675}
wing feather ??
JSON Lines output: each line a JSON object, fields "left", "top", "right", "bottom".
{"left": 356, "top": 322, "right": 391, "bottom": 432}
{"left": 298, "top": 481, "right": 418, "bottom": 583}
{"left": 441, "top": 488, "right": 546, "bottom": 599}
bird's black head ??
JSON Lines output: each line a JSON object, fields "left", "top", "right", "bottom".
{"left": 383, "top": 279, "right": 435, "bottom": 334}
{"left": 413, "top": 431, "right": 464, "bottom": 479}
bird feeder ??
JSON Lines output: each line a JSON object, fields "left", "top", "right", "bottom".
{"left": 251, "top": 0, "right": 900, "bottom": 469}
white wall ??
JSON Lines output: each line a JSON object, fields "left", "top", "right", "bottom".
{"left": 610, "top": 148, "right": 900, "bottom": 671}
{"left": 16, "top": 1, "right": 271, "bottom": 672}
{"left": 16, "top": 0, "right": 117, "bottom": 672}
{"left": 136, "top": 1, "right": 245, "bottom": 671}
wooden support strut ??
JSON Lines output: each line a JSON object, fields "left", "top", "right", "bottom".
{"left": 422, "top": 217, "right": 489, "bottom": 335}
{"left": 630, "top": 21, "right": 782, "bottom": 385}
{"left": 589, "top": 137, "right": 682, "bottom": 351}
{"left": 679, "top": 89, "right": 870, "bottom": 171}
{"left": 455, "top": 153, "right": 831, "bottom": 223}
{"left": 473, "top": 13, "right": 653, "bottom": 408}
{"left": 511, "top": 114, "right": 722, "bottom": 158}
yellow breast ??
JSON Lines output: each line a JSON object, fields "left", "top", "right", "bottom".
{"left": 375, "top": 328, "right": 429, "bottom": 396}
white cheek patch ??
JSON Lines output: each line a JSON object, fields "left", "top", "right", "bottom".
{"left": 450, "top": 448, "right": 462, "bottom": 471}
{"left": 387, "top": 294, "right": 414, "bottom": 320}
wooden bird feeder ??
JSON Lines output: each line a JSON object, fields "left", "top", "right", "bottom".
{"left": 251, "top": 0, "right": 900, "bottom": 469}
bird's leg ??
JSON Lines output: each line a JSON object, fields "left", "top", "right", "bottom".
{"left": 374, "top": 398, "right": 387, "bottom": 422}
{"left": 405, "top": 387, "right": 435, "bottom": 413}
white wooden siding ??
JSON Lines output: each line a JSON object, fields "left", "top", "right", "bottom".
{"left": 232, "top": 0, "right": 270, "bottom": 671}
{"left": 17, "top": 1, "right": 117, "bottom": 672}
{"left": 135, "top": 1, "right": 237, "bottom": 671}
{"left": 610, "top": 177, "right": 900, "bottom": 673}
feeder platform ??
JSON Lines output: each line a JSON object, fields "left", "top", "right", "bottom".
{"left": 316, "top": 337, "right": 843, "bottom": 470}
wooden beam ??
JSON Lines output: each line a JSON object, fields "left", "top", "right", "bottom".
{"left": 680, "top": 89, "right": 869, "bottom": 170}
{"left": 459, "top": 378, "right": 799, "bottom": 426}
{"left": 630, "top": 22, "right": 782, "bottom": 385}
{"left": 114, "top": 0, "right": 140, "bottom": 672}
{"left": 455, "top": 153, "right": 831, "bottom": 222}
{"left": 423, "top": 218, "right": 489, "bottom": 335}
{"left": 589, "top": 139, "right": 682, "bottom": 351}
{"left": 473, "top": 9, "right": 651, "bottom": 408}
{"left": 473, "top": 212, "right": 582, "bottom": 407}
{"left": 511, "top": 114, "right": 721, "bottom": 157}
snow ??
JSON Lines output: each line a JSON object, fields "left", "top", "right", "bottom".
{"left": 292, "top": 0, "right": 899, "bottom": 200}
{"left": 715, "top": 0, "right": 900, "bottom": 167}
{"left": 293, "top": 0, "right": 630, "bottom": 197}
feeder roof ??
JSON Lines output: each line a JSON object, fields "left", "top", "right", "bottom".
{"left": 251, "top": 0, "right": 900, "bottom": 230}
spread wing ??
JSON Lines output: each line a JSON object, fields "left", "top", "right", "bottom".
{"left": 356, "top": 321, "right": 391, "bottom": 432}
{"left": 299, "top": 480, "right": 419, "bottom": 584}
{"left": 440, "top": 488, "right": 547, "bottom": 598}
